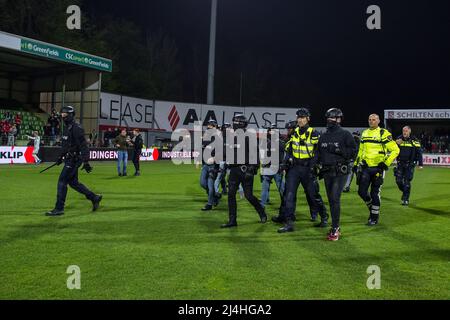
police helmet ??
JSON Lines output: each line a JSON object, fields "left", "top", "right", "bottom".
{"left": 232, "top": 114, "right": 248, "bottom": 129}
{"left": 296, "top": 107, "right": 311, "bottom": 118}
{"left": 325, "top": 108, "right": 344, "bottom": 119}
{"left": 206, "top": 119, "right": 218, "bottom": 128}
{"left": 221, "top": 122, "right": 231, "bottom": 130}
{"left": 60, "top": 105, "right": 75, "bottom": 115}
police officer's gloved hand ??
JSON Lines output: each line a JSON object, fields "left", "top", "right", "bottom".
{"left": 377, "top": 162, "right": 389, "bottom": 171}
{"left": 352, "top": 165, "right": 358, "bottom": 174}
{"left": 81, "top": 162, "right": 93, "bottom": 173}
{"left": 56, "top": 156, "right": 63, "bottom": 166}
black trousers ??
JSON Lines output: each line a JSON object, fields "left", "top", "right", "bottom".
{"left": 283, "top": 164, "right": 327, "bottom": 222}
{"left": 395, "top": 162, "right": 415, "bottom": 201}
{"left": 357, "top": 167, "right": 385, "bottom": 219}
{"left": 324, "top": 174, "right": 347, "bottom": 229}
{"left": 227, "top": 166, "right": 265, "bottom": 222}
{"left": 132, "top": 149, "right": 140, "bottom": 172}
{"left": 55, "top": 159, "right": 96, "bottom": 211}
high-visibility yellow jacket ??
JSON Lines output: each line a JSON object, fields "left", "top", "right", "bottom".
{"left": 286, "top": 126, "right": 319, "bottom": 160}
{"left": 355, "top": 127, "right": 399, "bottom": 167}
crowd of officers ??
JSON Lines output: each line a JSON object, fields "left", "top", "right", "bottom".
{"left": 200, "top": 108, "right": 423, "bottom": 241}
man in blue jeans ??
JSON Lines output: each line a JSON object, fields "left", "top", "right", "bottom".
{"left": 260, "top": 124, "right": 285, "bottom": 208}
{"left": 200, "top": 120, "right": 220, "bottom": 211}
{"left": 114, "top": 128, "right": 129, "bottom": 176}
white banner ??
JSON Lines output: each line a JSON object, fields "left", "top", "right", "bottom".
{"left": 422, "top": 154, "right": 450, "bottom": 166}
{"left": 99, "top": 92, "right": 153, "bottom": 129}
{"left": 153, "top": 100, "right": 297, "bottom": 131}
{"left": 385, "top": 109, "right": 450, "bottom": 120}
{"left": 0, "top": 146, "right": 35, "bottom": 164}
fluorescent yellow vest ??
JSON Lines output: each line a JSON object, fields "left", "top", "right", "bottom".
{"left": 289, "top": 127, "right": 318, "bottom": 159}
{"left": 355, "top": 127, "right": 399, "bottom": 167}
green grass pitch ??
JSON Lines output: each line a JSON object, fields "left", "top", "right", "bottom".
{"left": 0, "top": 161, "right": 449, "bottom": 299}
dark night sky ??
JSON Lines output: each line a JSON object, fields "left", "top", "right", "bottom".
{"left": 86, "top": 0, "right": 450, "bottom": 126}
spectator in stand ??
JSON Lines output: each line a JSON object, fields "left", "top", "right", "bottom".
{"left": 0, "top": 120, "right": 8, "bottom": 145}
{"left": 48, "top": 110, "right": 60, "bottom": 142}
{"left": 14, "top": 112, "right": 22, "bottom": 136}
{"left": 8, "top": 124, "right": 17, "bottom": 146}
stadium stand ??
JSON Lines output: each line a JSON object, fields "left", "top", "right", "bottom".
{"left": 0, "top": 109, "right": 46, "bottom": 145}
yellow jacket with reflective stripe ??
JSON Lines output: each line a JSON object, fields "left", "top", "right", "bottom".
{"left": 287, "top": 126, "right": 319, "bottom": 159}
{"left": 355, "top": 127, "right": 400, "bottom": 167}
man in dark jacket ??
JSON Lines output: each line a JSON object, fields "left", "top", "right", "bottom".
{"left": 394, "top": 126, "right": 423, "bottom": 205}
{"left": 46, "top": 106, "right": 102, "bottom": 216}
{"left": 313, "top": 108, "right": 357, "bottom": 241}
{"left": 130, "top": 128, "right": 144, "bottom": 176}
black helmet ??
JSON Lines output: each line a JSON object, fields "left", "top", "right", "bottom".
{"left": 206, "top": 119, "right": 218, "bottom": 128}
{"left": 325, "top": 108, "right": 344, "bottom": 119}
{"left": 296, "top": 107, "right": 311, "bottom": 118}
{"left": 61, "top": 105, "right": 75, "bottom": 115}
{"left": 232, "top": 114, "right": 248, "bottom": 129}
{"left": 221, "top": 122, "right": 231, "bottom": 130}
{"left": 60, "top": 105, "right": 75, "bottom": 123}
{"left": 285, "top": 120, "right": 298, "bottom": 129}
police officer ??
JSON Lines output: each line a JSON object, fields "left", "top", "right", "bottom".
{"left": 313, "top": 108, "right": 357, "bottom": 241}
{"left": 214, "top": 123, "right": 231, "bottom": 197}
{"left": 278, "top": 108, "right": 328, "bottom": 233}
{"left": 354, "top": 114, "right": 400, "bottom": 226}
{"left": 394, "top": 126, "right": 423, "bottom": 205}
{"left": 221, "top": 114, "right": 267, "bottom": 228}
{"left": 46, "top": 106, "right": 102, "bottom": 216}
{"left": 272, "top": 120, "right": 297, "bottom": 223}
{"left": 260, "top": 123, "right": 285, "bottom": 208}
{"left": 200, "top": 119, "right": 220, "bottom": 211}
{"left": 343, "top": 131, "right": 360, "bottom": 192}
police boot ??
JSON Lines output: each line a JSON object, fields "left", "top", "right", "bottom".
{"left": 271, "top": 215, "right": 284, "bottom": 223}
{"left": 221, "top": 216, "right": 237, "bottom": 228}
{"left": 278, "top": 219, "right": 294, "bottom": 233}
{"left": 201, "top": 204, "right": 213, "bottom": 211}
{"left": 315, "top": 219, "right": 328, "bottom": 228}
{"left": 367, "top": 214, "right": 379, "bottom": 226}
{"left": 45, "top": 209, "right": 64, "bottom": 216}
{"left": 134, "top": 171, "right": 141, "bottom": 176}
{"left": 310, "top": 213, "right": 318, "bottom": 222}
{"left": 92, "top": 195, "right": 102, "bottom": 212}
{"left": 259, "top": 211, "right": 268, "bottom": 224}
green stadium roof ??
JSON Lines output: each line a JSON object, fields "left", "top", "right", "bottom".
{"left": 0, "top": 30, "right": 112, "bottom": 73}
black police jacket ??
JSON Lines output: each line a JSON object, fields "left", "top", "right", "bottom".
{"left": 225, "top": 129, "right": 260, "bottom": 167}
{"left": 397, "top": 135, "right": 423, "bottom": 165}
{"left": 60, "top": 120, "right": 90, "bottom": 162}
{"left": 314, "top": 125, "right": 357, "bottom": 167}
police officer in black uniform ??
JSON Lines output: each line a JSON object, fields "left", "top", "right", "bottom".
{"left": 313, "top": 108, "right": 356, "bottom": 240}
{"left": 272, "top": 120, "right": 296, "bottom": 223}
{"left": 130, "top": 128, "right": 144, "bottom": 176}
{"left": 221, "top": 114, "right": 267, "bottom": 228}
{"left": 46, "top": 106, "right": 102, "bottom": 216}
{"left": 394, "top": 126, "right": 423, "bottom": 205}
